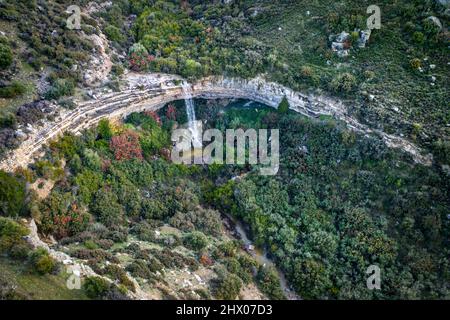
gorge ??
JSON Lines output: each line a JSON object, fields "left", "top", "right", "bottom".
{"left": 0, "top": 73, "right": 432, "bottom": 173}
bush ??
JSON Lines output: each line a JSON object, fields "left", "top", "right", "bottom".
{"left": 128, "top": 43, "right": 153, "bottom": 72}
{"left": 30, "top": 248, "right": 56, "bottom": 275}
{"left": 330, "top": 73, "right": 356, "bottom": 93}
{"left": 0, "top": 170, "right": 26, "bottom": 217}
{"left": 9, "top": 242, "right": 32, "bottom": 260}
{"left": 256, "top": 266, "right": 285, "bottom": 300}
{"left": 169, "top": 208, "right": 223, "bottom": 236}
{"left": 44, "top": 79, "right": 75, "bottom": 100}
{"left": 110, "top": 130, "right": 143, "bottom": 161}
{"left": 0, "top": 81, "right": 26, "bottom": 98}
{"left": 98, "top": 119, "right": 113, "bottom": 140}
{"left": 104, "top": 25, "right": 125, "bottom": 43}
{"left": 126, "top": 260, "right": 154, "bottom": 280}
{"left": 413, "top": 31, "right": 425, "bottom": 44}
{"left": 83, "top": 276, "right": 110, "bottom": 299}
{"left": 183, "top": 231, "right": 208, "bottom": 251}
{"left": 90, "top": 190, "right": 124, "bottom": 227}
{"left": 277, "top": 96, "right": 290, "bottom": 114}
{"left": 72, "top": 248, "right": 119, "bottom": 264}
{"left": 0, "top": 217, "right": 29, "bottom": 253}
{"left": 409, "top": 58, "right": 421, "bottom": 70}
{"left": 213, "top": 272, "right": 242, "bottom": 300}
{"left": 0, "top": 43, "right": 13, "bottom": 70}
{"left": 0, "top": 113, "right": 17, "bottom": 129}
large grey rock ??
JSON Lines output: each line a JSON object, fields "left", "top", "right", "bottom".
{"left": 436, "top": 0, "right": 450, "bottom": 8}
{"left": 357, "top": 30, "right": 372, "bottom": 48}
{"left": 336, "top": 31, "right": 350, "bottom": 42}
{"left": 426, "top": 16, "right": 443, "bottom": 31}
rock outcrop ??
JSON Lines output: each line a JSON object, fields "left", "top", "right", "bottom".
{"left": 25, "top": 219, "right": 154, "bottom": 300}
{"left": 0, "top": 72, "right": 432, "bottom": 172}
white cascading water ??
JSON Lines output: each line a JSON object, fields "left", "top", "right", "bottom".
{"left": 182, "top": 82, "right": 201, "bottom": 146}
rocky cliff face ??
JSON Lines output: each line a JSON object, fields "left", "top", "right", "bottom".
{"left": 0, "top": 72, "right": 432, "bottom": 171}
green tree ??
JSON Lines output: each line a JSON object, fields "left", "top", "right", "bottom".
{"left": 90, "top": 190, "right": 124, "bottom": 227}
{"left": 277, "top": 96, "right": 290, "bottom": 114}
{"left": 98, "top": 119, "right": 113, "bottom": 140}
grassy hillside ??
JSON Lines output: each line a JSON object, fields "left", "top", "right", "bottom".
{"left": 0, "top": 257, "right": 88, "bottom": 300}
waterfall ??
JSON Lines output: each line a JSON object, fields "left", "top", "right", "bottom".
{"left": 181, "top": 82, "right": 201, "bottom": 147}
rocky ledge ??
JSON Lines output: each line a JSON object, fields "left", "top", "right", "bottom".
{"left": 0, "top": 72, "right": 432, "bottom": 171}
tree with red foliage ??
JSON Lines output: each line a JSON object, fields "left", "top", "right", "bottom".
{"left": 199, "top": 252, "right": 214, "bottom": 266}
{"left": 41, "top": 201, "right": 91, "bottom": 239}
{"left": 128, "top": 43, "right": 154, "bottom": 72}
{"left": 110, "top": 130, "right": 143, "bottom": 161}
{"left": 166, "top": 104, "right": 177, "bottom": 121}
{"left": 144, "top": 111, "right": 162, "bottom": 126}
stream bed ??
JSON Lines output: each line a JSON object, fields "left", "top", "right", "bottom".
{"left": 224, "top": 213, "right": 300, "bottom": 300}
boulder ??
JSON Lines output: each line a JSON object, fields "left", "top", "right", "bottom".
{"left": 435, "top": 0, "right": 450, "bottom": 8}
{"left": 357, "top": 29, "right": 372, "bottom": 48}
{"left": 426, "top": 16, "right": 443, "bottom": 31}
{"left": 336, "top": 31, "right": 350, "bottom": 42}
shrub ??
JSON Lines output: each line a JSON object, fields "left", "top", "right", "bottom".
{"left": 98, "top": 119, "right": 113, "bottom": 140}
{"left": 182, "top": 59, "right": 203, "bottom": 78}
{"left": 83, "top": 148, "right": 102, "bottom": 171}
{"left": 110, "top": 130, "right": 143, "bottom": 161}
{"left": 330, "top": 73, "right": 356, "bottom": 93}
{"left": 111, "top": 64, "right": 124, "bottom": 76}
{"left": 131, "top": 221, "right": 155, "bottom": 242}
{"left": 169, "top": 208, "right": 223, "bottom": 236}
{"left": 0, "top": 43, "right": 13, "bottom": 70}
{"left": 150, "top": 248, "right": 198, "bottom": 270}
{"left": 39, "top": 198, "right": 91, "bottom": 239}
{"left": 364, "top": 70, "right": 375, "bottom": 80}
{"left": 0, "top": 81, "right": 26, "bottom": 99}
{"left": 409, "top": 58, "right": 421, "bottom": 70}
{"left": 72, "top": 248, "right": 119, "bottom": 264}
{"left": 29, "top": 248, "right": 57, "bottom": 275}
{"left": 213, "top": 272, "right": 242, "bottom": 300}
{"left": 256, "top": 266, "right": 285, "bottom": 300}
{"left": 277, "top": 96, "right": 289, "bottom": 114}
{"left": 44, "top": 79, "right": 75, "bottom": 100}
{"left": 0, "top": 113, "right": 17, "bottom": 129}
{"left": 0, "top": 217, "right": 29, "bottom": 253}
{"left": 128, "top": 43, "right": 153, "bottom": 72}
{"left": 432, "top": 139, "right": 450, "bottom": 165}
{"left": 9, "top": 242, "right": 32, "bottom": 260}
{"left": 0, "top": 170, "right": 26, "bottom": 217}
{"left": 90, "top": 190, "right": 124, "bottom": 227}
{"left": 126, "top": 259, "right": 160, "bottom": 282}
{"left": 83, "top": 276, "right": 110, "bottom": 299}
{"left": 183, "top": 231, "right": 208, "bottom": 251}
{"left": 215, "top": 241, "right": 240, "bottom": 258}
{"left": 104, "top": 25, "right": 125, "bottom": 43}
{"left": 413, "top": 31, "right": 425, "bottom": 44}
